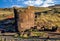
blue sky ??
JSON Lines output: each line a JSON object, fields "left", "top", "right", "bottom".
{"left": 0, "top": 0, "right": 60, "bottom": 8}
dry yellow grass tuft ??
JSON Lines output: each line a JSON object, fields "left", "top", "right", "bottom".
{"left": 36, "top": 13, "right": 60, "bottom": 28}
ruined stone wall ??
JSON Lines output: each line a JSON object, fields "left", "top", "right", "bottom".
{"left": 0, "top": 7, "right": 35, "bottom": 33}
{"left": 17, "top": 6, "right": 35, "bottom": 32}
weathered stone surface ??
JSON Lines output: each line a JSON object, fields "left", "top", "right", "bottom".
{"left": 17, "top": 6, "right": 35, "bottom": 32}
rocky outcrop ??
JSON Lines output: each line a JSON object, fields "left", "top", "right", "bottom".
{"left": 0, "top": 5, "right": 60, "bottom": 33}
{"left": 17, "top": 6, "right": 35, "bottom": 33}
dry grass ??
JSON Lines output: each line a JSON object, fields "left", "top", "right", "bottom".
{"left": 36, "top": 13, "right": 60, "bottom": 28}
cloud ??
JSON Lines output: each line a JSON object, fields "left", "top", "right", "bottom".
{"left": 11, "top": 5, "right": 23, "bottom": 7}
{"left": 23, "top": 0, "right": 55, "bottom": 7}
{"left": 40, "top": 0, "right": 55, "bottom": 7}
{"left": 24, "top": 0, "right": 43, "bottom": 6}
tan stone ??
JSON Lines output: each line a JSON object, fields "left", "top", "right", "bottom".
{"left": 17, "top": 6, "right": 35, "bottom": 33}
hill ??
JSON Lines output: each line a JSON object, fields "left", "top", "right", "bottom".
{"left": 0, "top": 5, "right": 60, "bottom": 33}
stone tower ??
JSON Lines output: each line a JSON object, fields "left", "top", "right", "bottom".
{"left": 18, "top": 6, "right": 35, "bottom": 33}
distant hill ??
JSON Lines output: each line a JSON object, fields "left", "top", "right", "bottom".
{"left": 49, "top": 4, "right": 60, "bottom": 8}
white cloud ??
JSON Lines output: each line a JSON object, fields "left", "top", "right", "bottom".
{"left": 23, "top": 0, "right": 55, "bottom": 7}
{"left": 40, "top": 0, "right": 55, "bottom": 7}
{"left": 24, "top": 0, "right": 43, "bottom": 6}
{"left": 40, "top": 3, "right": 54, "bottom": 7}
{"left": 11, "top": 5, "right": 23, "bottom": 7}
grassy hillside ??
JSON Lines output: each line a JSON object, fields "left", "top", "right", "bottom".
{"left": 36, "top": 13, "right": 60, "bottom": 27}
{"left": 35, "top": 7, "right": 60, "bottom": 30}
{"left": 0, "top": 8, "right": 14, "bottom": 20}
